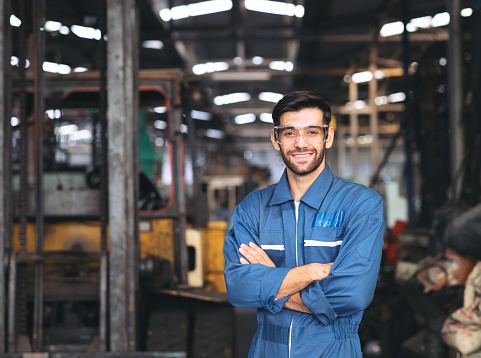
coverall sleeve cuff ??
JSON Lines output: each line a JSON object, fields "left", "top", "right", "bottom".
{"left": 300, "top": 283, "right": 337, "bottom": 324}
{"left": 259, "top": 267, "right": 291, "bottom": 314}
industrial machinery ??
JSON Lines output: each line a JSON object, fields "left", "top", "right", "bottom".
{"left": 2, "top": 68, "right": 235, "bottom": 357}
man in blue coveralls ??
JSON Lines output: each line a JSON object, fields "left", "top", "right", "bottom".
{"left": 223, "top": 91, "right": 384, "bottom": 357}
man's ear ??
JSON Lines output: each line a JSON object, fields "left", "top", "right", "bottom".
{"left": 325, "top": 127, "right": 335, "bottom": 149}
{"left": 271, "top": 129, "right": 281, "bottom": 151}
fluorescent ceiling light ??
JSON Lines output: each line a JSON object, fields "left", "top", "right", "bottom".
{"left": 73, "top": 67, "right": 88, "bottom": 73}
{"left": 380, "top": 21, "right": 404, "bottom": 37}
{"left": 258, "top": 92, "right": 283, "bottom": 103}
{"left": 206, "top": 129, "right": 224, "bottom": 139}
{"left": 375, "top": 96, "right": 388, "bottom": 105}
{"left": 193, "top": 62, "right": 229, "bottom": 75}
{"left": 43, "top": 61, "right": 71, "bottom": 75}
{"left": 71, "top": 25, "right": 101, "bottom": 40}
{"left": 45, "top": 21, "right": 63, "bottom": 32}
{"left": 142, "top": 40, "right": 164, "bottom": 50}
{"left": 260, "top": 113, "right": 273, "bottom": 123}
{"left": 159, "top": 0, "right": 232, "bottom": 21}
{"left": 388, "top": 92, "right": 406, "bottom": 103}
{"left": 69, "top": 129, "right": 93, "bottom": 141}
{"left": 353, "top": 100, "right": 366, "bottom": 109}
{"left": 234, "top": 113, "right": 256, "bottom": 124}
{"left": 252, "top": 56, "right": 264, "bottom": 65}
{"left": 431, "top": 12, "right": 450, "bottom": 27}
{"left": 214, "top": 92, "right": 251, "bottom": 105}
{"left": 10, "top": 15, "right": 21, "bottom": 27}
{"left": 59, "top": 26, "right": 70, "bottom": 35}
{"left": 269, "top": 61, "right": 293, "bottom": 72}
{"left": 245, "top": 0, "right": 305, "bottom": 18}
{"left": 410, "top": 16, "right": 433, "bottom": 29}
{"left": 191, "top": 110, "right": 212, "bottom": 121}
{"left": 56, "top": 124, "right": 78, "bottom": 136}
{"left": 461, "top": 8, "right": 473, "bottom": 17}
{"left": 352, "top": 71, "right": 373, "bottom": 83}
{"left": 154, "top": 106, "right": 167, "bottom": 113}
{"left": 46, "top": 109, "right": 62, "bottom": 119}
{"left": 154, "top": 120, "right": 167, "bottom": 130}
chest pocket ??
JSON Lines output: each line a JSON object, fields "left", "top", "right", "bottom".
{"left": 304, "top": 226, "right": 345, "bottom": 263}
{"left": 259, "top": 231, "right": 285, "bottom": 267}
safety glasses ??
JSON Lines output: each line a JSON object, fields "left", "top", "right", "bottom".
{"left": 273, "top": 124, "right": 329, "bottom": 145}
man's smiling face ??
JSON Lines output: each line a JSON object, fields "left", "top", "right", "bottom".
{"left": 271, "top": 107, "right": 333, "bottom": 177}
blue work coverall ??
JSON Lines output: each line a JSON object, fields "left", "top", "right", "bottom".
{"left": 223, "top": 165, "right": 384, "bottom": 357}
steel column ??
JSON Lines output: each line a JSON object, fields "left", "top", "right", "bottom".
{"left": 349, "top": 80, "right": 359, "bottom": 179}
{"left": 107, "top": 0, "right": 139, "bottom": 352}
{"left": 0, "top": 0, "right": 6, "bottom": 351}
{"left": 447, "top": 0, "right": 464, "bottom": 200}
{"left": 171, "top": 82, "right": 188, "bottom": 285}
{"left": 369, "top": 46, "right": 381, "bottom": 175}
{"left": 32, "top": 0, "right": 46, "bottom": 351}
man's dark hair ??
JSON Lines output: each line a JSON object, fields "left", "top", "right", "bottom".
{"left": 272, "top": 91, "right": 331, "bottom": 127}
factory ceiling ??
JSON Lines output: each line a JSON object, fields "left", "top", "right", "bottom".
{"left": 10, "top": 0, "right": 455, "bottom": 140}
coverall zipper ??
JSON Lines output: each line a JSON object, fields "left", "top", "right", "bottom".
{"left": 289, "top": 201, "right": 300, "bottom": 358}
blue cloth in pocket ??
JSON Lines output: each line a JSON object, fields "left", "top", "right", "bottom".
{"left": 313, "top": 211, "right": 345, "bottom": 228}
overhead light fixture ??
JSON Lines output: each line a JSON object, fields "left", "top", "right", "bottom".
{"left": 46, "top": 109, "right": 62, "bottom": 119}
{"left": 10, "top": 15, "right": 21, "bottom": 27}
{"left": 59, "top": 26, "right": 70, "bottom": 35}
{"left": 234, "top": 113, "right": 256, "bottom": 124}
{"left": 142, "top": 40, "right": 164, "bottom": 50}
{"left": 381, "top": 9, "right": 467, "bottom": 37}
{"left": 252, "top": 56, "right": 264, "bottom": 65}
{"left": 353, "top": 100, "right": 366, "bottom": 109}
{"left": 154, "top": 120, "right": 167, "bottom": 129}
{"left": 206, "top": 129, "right": 224, "bottom": 139}
{"left": 191, "top": 110, "right": 212, "bottom": 121}
{"left": 11, "top": 117, "right": 19, "bottom": 126}
{"left": 43, "top": 61, "right": 71, "bottom": 75}
{"left": 351, "top": 71, "right": 373, "bottom": 83}
{"left": 388, "top": 92, "right": 406, "bottom": 103}
{"left": 73, "top": 67, "right": 88, "bottom": 73}
{"left": 431, "top": 12, "right": 450, "bottom": 27}
{"left": 10, "top": 56, "right": 19, "bottom": 67}
{"left": 461, "top": 8, "right": 473, "bottom": 17}
{"left": 260, "top": 113, "right": 273, "bottom": 123}
{"left": 193, "top": 62, "right": 229, "bottom": 75}
{"left": 245, "top": 0, "right": 305, "bottom": 18}
{"left": 45, "top": 20, "right": 63, "bottom": 32}
{"left": 380, "top": 21, "right": 404, "bottom": 37}
{"left": 258, "top": 92, "right": 283, "bottom": 103}
{"left": 56, "top": 124, "right": 78, "bottom": 136}
{"left": 159, "top": 0, "right": 233, "bottom": 21}
{"left": 269, "top": 61, "right": 293, "bottom": 72}
{"left": 71, "top": 25, "right": 101, "bottom": 40}
{"left": 214, "top": 92, "right": 251, "bottom": 105}
{"left": 154, "top": 106, "right": 167, "bottom": 113}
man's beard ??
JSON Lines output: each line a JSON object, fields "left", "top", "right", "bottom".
{"left": 280, "top": 143, "right": 326, "bottom": 176}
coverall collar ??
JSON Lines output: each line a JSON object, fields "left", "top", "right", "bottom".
{"left": 269, "top": 164, "right": 334, "bottom": 209}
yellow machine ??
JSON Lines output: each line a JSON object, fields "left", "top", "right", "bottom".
{"left": 5, "top": 74, "right": 235, "bottom": 357}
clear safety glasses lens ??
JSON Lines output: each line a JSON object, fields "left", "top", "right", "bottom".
{"left": 274, "top": 124, "right": 328, "bottom": 145}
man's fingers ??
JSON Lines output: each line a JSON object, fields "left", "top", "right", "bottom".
{"left": 239, "top": 244, "right": 259, "bottom": 264}
{"left": 238, "top": 243, "right": 276, "bottom": 267}
{"left": 240, "top": 257, "right": 249, "bottom": 264}
{"left": 249, "top": 242, "right": 275, "bottom": 267}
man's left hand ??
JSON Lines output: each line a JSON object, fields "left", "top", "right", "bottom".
{"left": 239, "top": 242, "right": 276, "bottom": 267}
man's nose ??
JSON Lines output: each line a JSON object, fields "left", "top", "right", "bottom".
{"left": 295, "top": 132, "right": 308, "bottom": 147}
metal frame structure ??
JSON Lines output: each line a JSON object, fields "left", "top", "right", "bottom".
{"left": 0, "top": 0, "right": 188, "bottom": 355}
